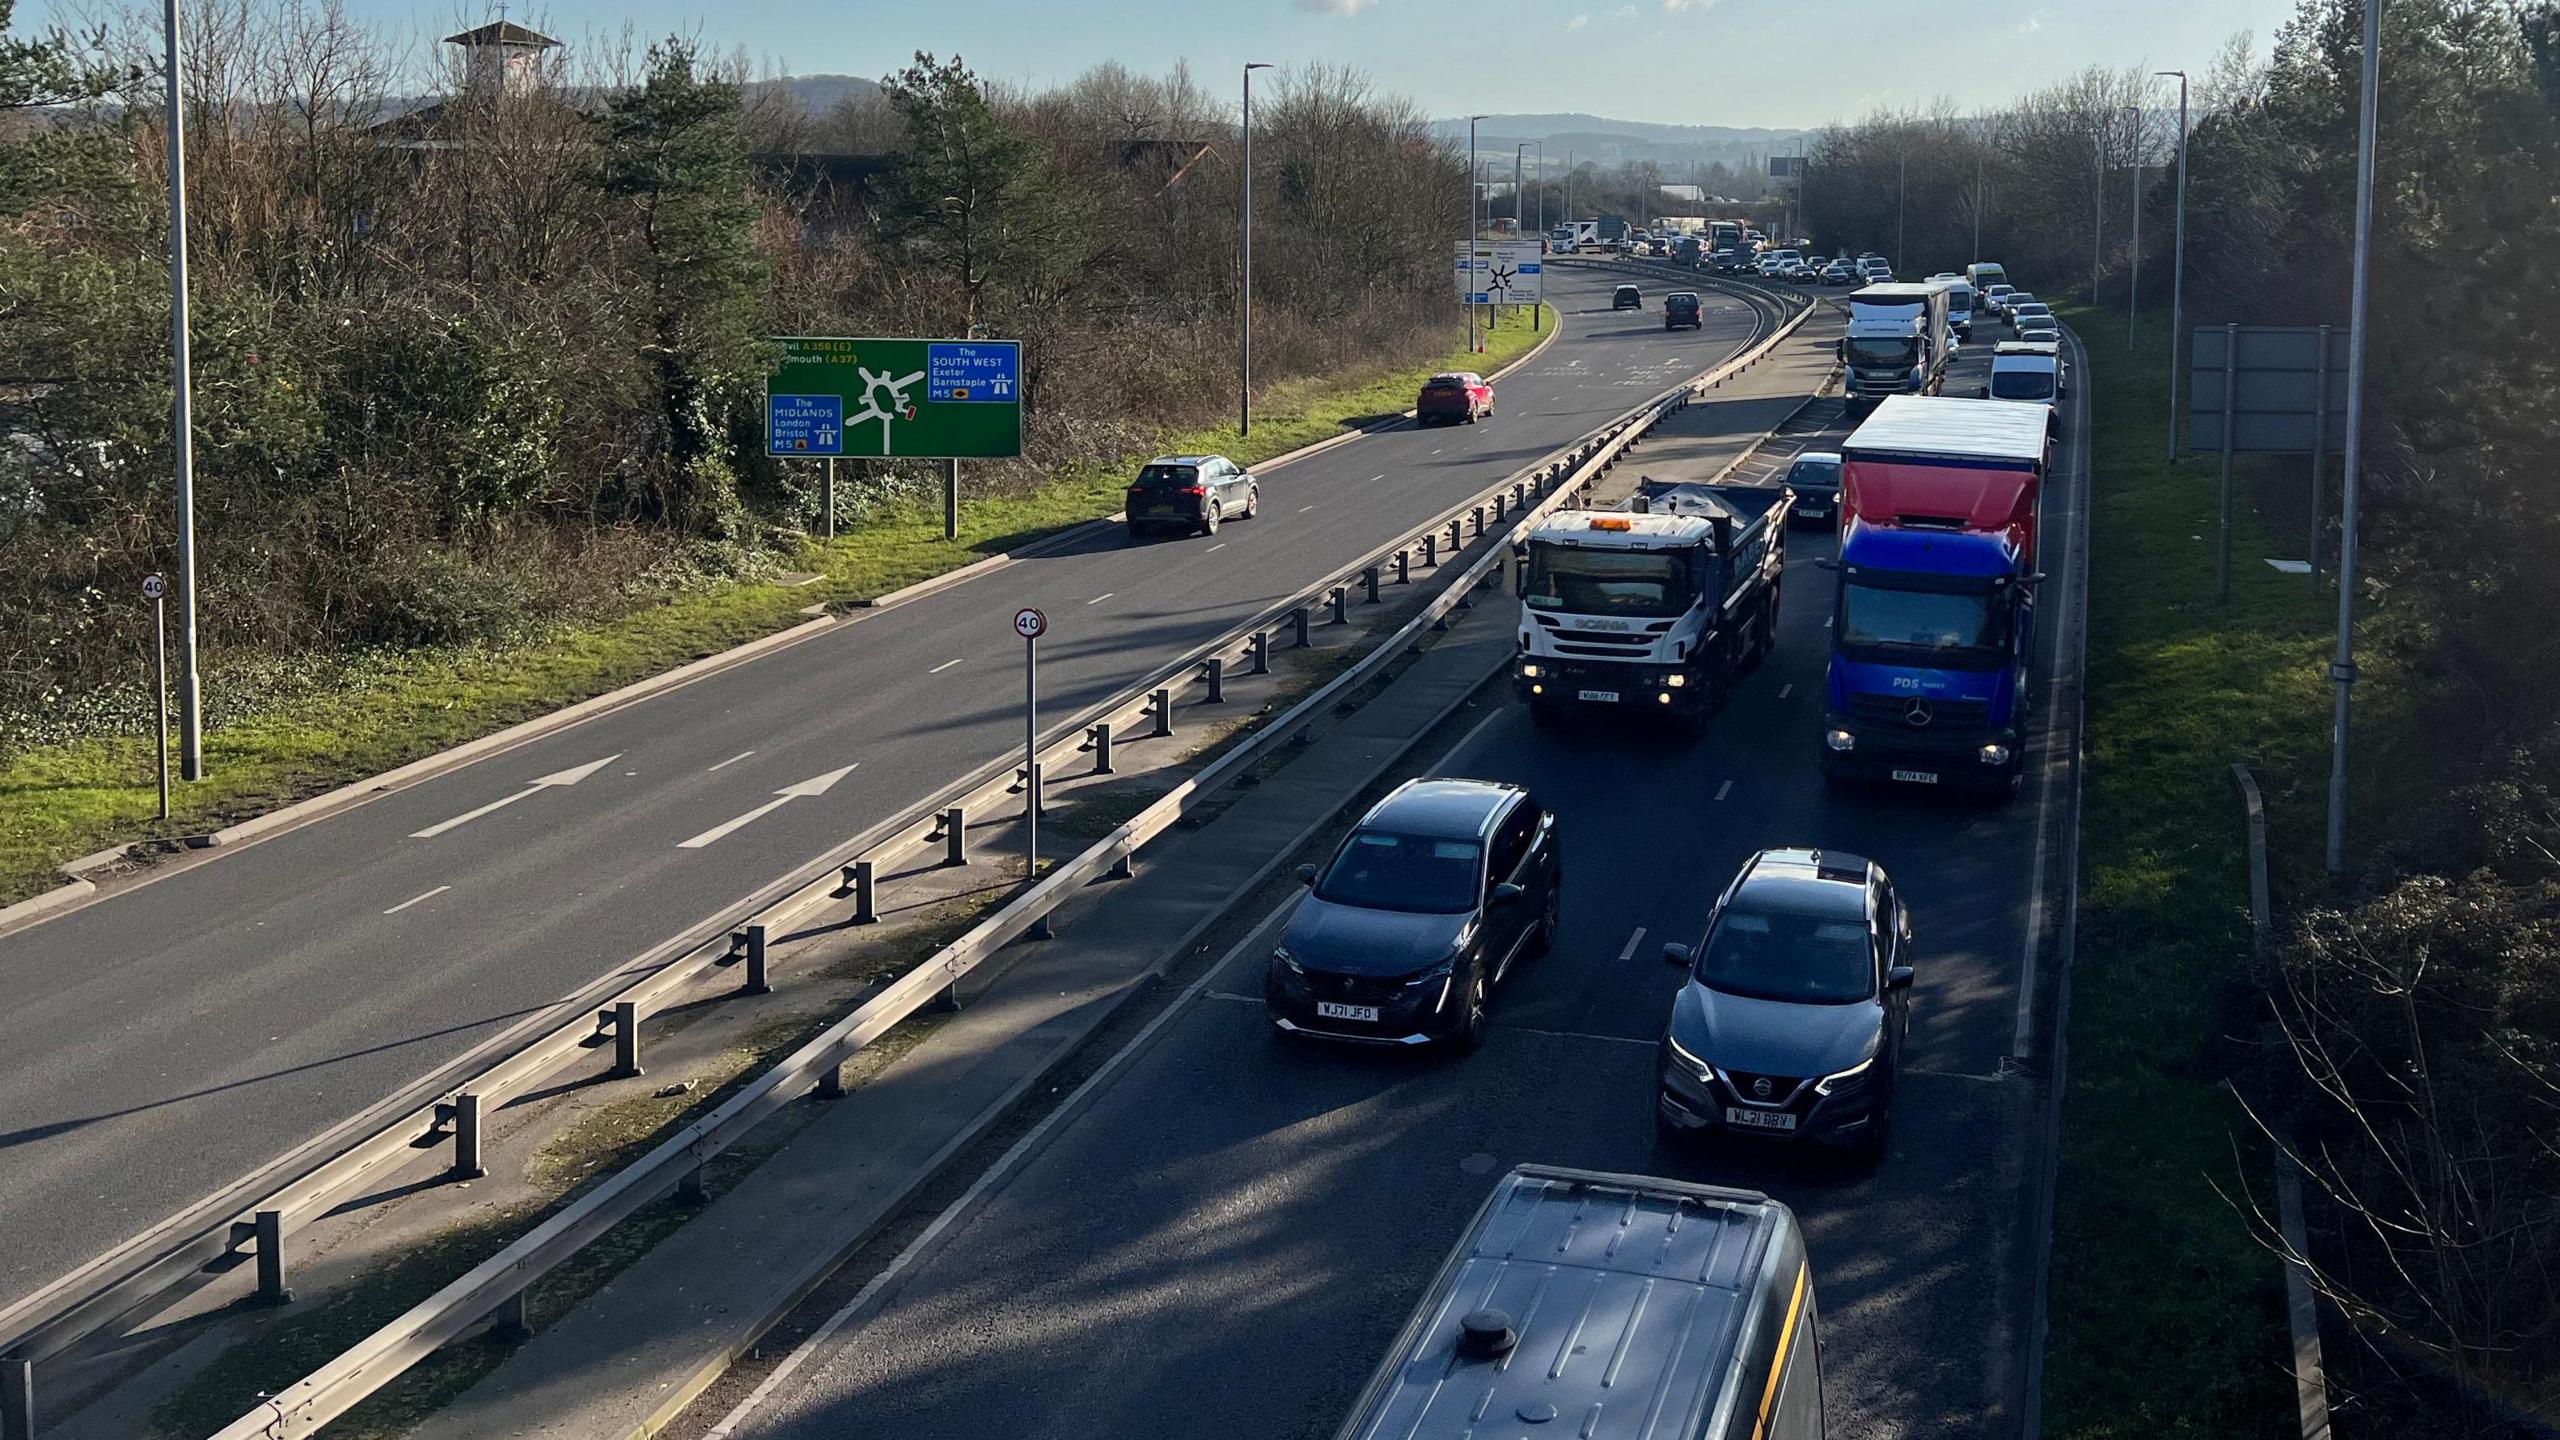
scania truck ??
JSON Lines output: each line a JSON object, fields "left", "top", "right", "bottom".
{"left": 1514, "top": 479, "right": 1789, "bottom": 733}
{"left": 1821, "top": 396, "right": 2053, "bottom": 796}
{"left": 1841, "top": 280, "right": 1955, "bottom": 415}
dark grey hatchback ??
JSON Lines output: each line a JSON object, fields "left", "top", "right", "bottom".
{"left": 1266, "top": 779, "right": 1560, "bottom": 1052}
{"left": 1655, "top": 848, "right": 1913, "bottom": 1159}
{"left": 1126, "top": 454, "right": 1259, "bottom": 539}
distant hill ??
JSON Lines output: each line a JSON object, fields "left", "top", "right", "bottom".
{"left": 753, "top": 74, "right": 883, "bottom": 112}
{"left": 1434, "top": 112, "right": 1814, "bottom": 173}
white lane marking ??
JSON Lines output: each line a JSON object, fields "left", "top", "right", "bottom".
{"left": 383, "top": 885, "right": 450, "bottom": 915}
{"left": 1714, "top": 780, "right": 1733, "bottom": 801}
{"left": 1429, "top": 448, "right": 1442, "bottom": 455}
{"left": 677, "top": 765, "right": 859, "bottom": 849}
{"left": 929, "top": 658, "right": 964, "bottom": 674}
{"left": 1085, "top": 593, "right": 1113, "bottom": 605}
{"left": 704, "top": 892, "right": 1306, "bottom": 1440}
{"left": 1824, "top": 615, "right": 1834, "bottom": 629}
{"left": 1778, "top": 683, "right": 1794, "bottom": 700}
{"left": 1617, "top": 927, "right": 1648, "bottom": 962}
{"left": 1367, "top": 474, "right": 1386, "bottom": 483}
{"left": 1205, "top": 543, "right": 1226, "bottom": 553}
{"left": 706, "top": 750, "right": 755, "bottom": 773}
{"left": 1298, "top": 505, "right": 1315, "bottom": 513}
{"left": 409, "top": 755, "right": 621, "bottom": 839}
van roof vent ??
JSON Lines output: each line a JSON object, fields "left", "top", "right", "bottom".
{"left": 1458, "top": 1308, "right": 1519, "bottom": 1359}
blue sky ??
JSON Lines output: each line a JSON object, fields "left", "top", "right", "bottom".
{"left": 32, "top": 0, "right": 2304, "bottom": 129}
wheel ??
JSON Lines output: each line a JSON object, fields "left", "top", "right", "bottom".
{"left": 1852, "top": 1088, "right": 1894, "bottom": 1165}
{"left": 1243, "top": 486, "right": 1260, "bottom": 520}
{"left": 1200, "top": 503, "right": 1220, "bottom": 536}
{"left": 1449, "top": 967, "right": 1489, "bottom": 1055}
{"left": 1530, "top": 884, "right": 1560, "bottom": 956}
{"left": 1465, "top": 407, "right": 1479, "bottom": 424}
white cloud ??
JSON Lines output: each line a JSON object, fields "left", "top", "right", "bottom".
{"left": 1567, "top": 12, "right": 1590, "bottom": 28}
{"left": 1296, "top": 0, "right": 1375, "bottom": 13}
{"left": 2015, "top": 9, "right": 2046, "bottom": 33}
{"left": 1609, "top": 3, "right": 1637, "bottom": 17}
{"left": 1663, "top": 0, "right": 1719, "bottom": 11}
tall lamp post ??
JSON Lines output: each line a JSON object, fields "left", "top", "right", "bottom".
{"left": 162, "top": 0, "right": 205, "bottom": 780}
{"left": 1895, "top": 151, "right": 1906, "bottom": 267}
{"left": 2090, "top": 125, "right": 2105, "bottom": 303}
{"left": 2157, "top": 69, "right": 2190, "bottom": 460}
{"left": 1534, "top": 140, "right": 1545, "bottom": 238}
{"left": 2327, "top": 0, "right": 2382, "bottom": 873}
{"left": 1239, "top": 62, "right": 1273, "bottom": 437}
{"left": 2126, "top": 103, "right": 2143, "bottom": 347}
{"left": 1465, "top": 114, "right": 1484, "bottom": 353}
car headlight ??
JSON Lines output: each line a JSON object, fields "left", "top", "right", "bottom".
{"left": 1814, "top": 1056, "right": 1874, "bottom": 1095}
{"left": 1826, "top": 728, "right": 1857, "bottom": 752}
{"left": 1274, "top": 946, "right": 1303, "bottom": 976}
{"left": 1664, "top": 1032, "right": 1716, "bottom": 1081}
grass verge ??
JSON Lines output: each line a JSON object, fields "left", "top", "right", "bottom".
{"left": 1, "top": 306, "right": 1552, "bottom": 905}
{"left": 2036, "top": 302, "right": 2410, "bottom": 1439}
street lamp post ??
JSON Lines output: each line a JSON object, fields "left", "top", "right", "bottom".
{"left": 1973, "top": 149, "right": 1984, "bottom": 260}
{"left": 2091, "top": 126, "right": 2105, "bottom": 304}
{"left": 1240, "top": 62, "right": 1272, "bottom": 438}
{"left": 2127, "top": 103, "right": 2142, "bottom": 348}
{"left": 1895, "top": 152, "right": 1906, "bottom": 267}
{"left": 1466, "top": 114, "right": 1484, "bottom": 353}
{"left": 1534, "top": 140, "right": 1544, "bottom": 238}
{"left": 2157, "top": 70, "right": 2190, "bottom": 461}
{"left": 2328, "top": 0, "right": 2383, "bottom": 873}
{"left": 162, "top": 0, "right": 205, "bottom": 781}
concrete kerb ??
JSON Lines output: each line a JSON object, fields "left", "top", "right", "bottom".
{"left": 195, "top": 302, "right": 1809, "bottom": 1440}
{"left": 2, "top": 310, "right": 1570, "bottom": 942}
{"left": 0, "top": 300, "right": 1725, "bottom": 1421}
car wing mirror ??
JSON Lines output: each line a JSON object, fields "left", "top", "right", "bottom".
{"left": 1491, "top": 881, "right": 1526, "bottom": 904}
{"left": 1295, "top": 863, "right": 1318, "bottom": 886}
{"left": 1662, "top": 942, "right": 1694, "bottom": 968}
{"left": 1887, "top": 964, "right": 1916, "bottom": 991}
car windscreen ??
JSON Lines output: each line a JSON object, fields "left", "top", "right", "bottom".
{"left": 1133, "top": 465, "right": 1199, "bottom": 488}
{"left": 1841, "top": 581, "right": 2007, "bottom": 659}
{"left": 1992, "top": 369, "right": 2056, "bottom": 400}
{"left": 1785, "top": 458, "right": 1842, "bottom": 491}
{"left": 1615, "top": 287, "right": 1639, "bottom": 299}
{"left": 1315, "top": 831, "right": 1482, "bottom": 914}
{"left": 1422, "top": 375, "right": 1467, "bottom": 391}
{"left": 1695, "top": 904, "right": 1875, "bottom": 1004}
{"left": 1524, "top": 545, "right": 1694, "bottom": 617}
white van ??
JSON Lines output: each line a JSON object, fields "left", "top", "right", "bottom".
{"left": 1966, "top": 261, "right": 2009, "bottom": 296}
{"left": 1982, "top": 340, "right": 2066, "bottom": 430}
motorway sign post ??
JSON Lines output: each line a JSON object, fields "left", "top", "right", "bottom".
{"left": 765, "top": 336, "right": 1025, "bottom": 541}
{"left": 1013, "top": 606, "right": 1052, "bottom": 940}
{"left": 142, "top": 573, "right": 168, "bottom": 819}
{"left": 1453, "top": 242, "right": 1544, "bottom": 331}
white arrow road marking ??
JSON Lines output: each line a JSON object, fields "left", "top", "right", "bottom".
{"left": 678, "top": 765, "right": 859, "bottom": 850}
{"left": 410, "top": 755, "right": 621, "bottom": 839}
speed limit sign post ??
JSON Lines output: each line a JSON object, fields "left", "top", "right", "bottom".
{"left": 144, "top": 573, "right": 171, "bottom": 819}
{"left": 1013, "top": 607, "right": 1054, "bottom": 939}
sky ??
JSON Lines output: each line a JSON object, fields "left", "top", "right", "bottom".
{"left": 28, "top": 0, "right": 2307, "bottom": 129}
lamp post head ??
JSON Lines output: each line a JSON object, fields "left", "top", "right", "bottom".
{"left": 1246, "top": 61, "right": 1273, "bottom": 71}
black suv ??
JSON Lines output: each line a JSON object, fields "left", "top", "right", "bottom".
{"left": 1664, "top": 292, "right": 1704, "bottom": 330}
{"left": 1655, "top": 848, "right": 1913, "bottom": 1158}
{"left": 1612, "top": 284, "right": 1642, "bottom": 311}
{"left": 1266, "top": 779, "right": 1561, "bottom": 1052}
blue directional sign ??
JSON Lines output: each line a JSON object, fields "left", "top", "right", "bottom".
{"left": 925, "top": 342, "right": 1020, "bottom": 404}
{"left": 767, "top": 394, "right": 843, "bottom": 455}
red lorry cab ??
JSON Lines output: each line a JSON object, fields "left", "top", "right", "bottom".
{"left": 1837, "top": 395, "right": 2052, "bottom": 568}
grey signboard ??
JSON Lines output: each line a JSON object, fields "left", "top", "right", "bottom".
{"left": 2188, "top": 324, "right": 2352, "bottom": 454}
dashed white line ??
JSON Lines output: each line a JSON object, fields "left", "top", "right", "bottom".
{"left": 383, "top": 885, "right": 450, "bottom": 915}
{"left": 1616, "top": 927, "right": 1648, "bottom": 962}
{"left": 1206, "top": 543, "right": 1226, "bottom": 553}
{"left": 929, "top": 658, "right": 964, "bottom": 674}
{"left": 1778, "top": 683, "right": 1794, "bottom": 700}
{"left": 1367, "top": 474, "right": 1386, "bottom": 483}
{"left": 1714, "top": 780, "right": 1734, "bottom": 801}
{"left": 1085, "top": 593, "right": 1113, "bottom": 605}
{"left": 1297, "top": 504, "right": 1315, "bottom": 513}
{"left": 707, "top": 750, "right": 755, "bottom": 772}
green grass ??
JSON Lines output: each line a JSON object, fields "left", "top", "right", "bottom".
{"left": 2035, "top": 302, "right": 2420, "bottom": 1439}
{"left": 0, "top": 307, "right": 1552, "bottom": 906}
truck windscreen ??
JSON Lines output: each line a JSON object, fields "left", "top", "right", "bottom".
{"left": 1840, "top": 582, "right": 2009, "bottom": 664}
{"left": 1524, "top": 546, "right": 1693, "bottom": 618}
{"left": 1845, "top": 336, "right": 1919, "bottom": 369}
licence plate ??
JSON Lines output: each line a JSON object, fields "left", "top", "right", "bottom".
{"left": 1316, "top": 1002, "right": 1379, "bottom": 1022}
{"left": 1724, "top": 1107, "right": 1798, "bottom": 1132}
{"left": 1890, "top": 769, "right": 1940, "bottom": 785}
{"left": 1577, "top": 689, "right": 1620, "bottom": 703}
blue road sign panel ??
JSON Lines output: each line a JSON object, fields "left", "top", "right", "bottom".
{"left": 925, "top": 342, "right": 1020, "bottom": 404}
{"left": 768, "top": 394, "right": 843, "bottom": 455}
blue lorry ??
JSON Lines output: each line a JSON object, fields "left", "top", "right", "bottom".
{"left": 1820, "top": 522, "right": 2037, "bottom": 798}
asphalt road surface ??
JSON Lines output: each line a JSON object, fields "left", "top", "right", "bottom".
{"left": 716, "top": 310, "right": 2087, "bottom": 1440}
{"left": 0, "top": 268, "right": 1786, "bottom": 1312}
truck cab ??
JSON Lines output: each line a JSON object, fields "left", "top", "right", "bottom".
{"left": 1822, "top": 523, "right": 2036, "bottom": 796}
{"left": 1842, "top": 282, "right": 1955, "bottom": 414}
{"left": 1514, "top": 483, "right": 1789, "bottom": 733}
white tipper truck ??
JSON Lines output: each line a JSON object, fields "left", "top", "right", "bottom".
{"left": 1512, "top": 479, "right": 1791, "bottom": 733}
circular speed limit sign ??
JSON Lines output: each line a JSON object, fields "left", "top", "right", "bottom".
{"left": 1012, "top": 606, "right": 1047, "bottom": 641}
{"left": 141, "top": 573, "right": 166, "bottom": 600}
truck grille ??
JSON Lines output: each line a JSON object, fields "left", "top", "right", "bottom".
{"left": 1848, "top": 692, "right": 1990, "bottom": 729}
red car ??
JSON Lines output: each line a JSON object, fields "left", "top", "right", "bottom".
{"left": 1416, "top": 371, "right": 1493, "bottom": 425}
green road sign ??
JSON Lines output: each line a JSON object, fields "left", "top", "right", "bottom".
{"left": 765, "top": 336, "right": 1023, "bottom": 460}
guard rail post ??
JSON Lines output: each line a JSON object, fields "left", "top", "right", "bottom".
{"left": 1202, "top": 657, "right": 1224, "bottom": 704}
{"left": 741, "top": 924, "right": 771, "bottom": 997}
{"left": 1328, "top": 586, "right": 1348, "bottom": 625}
{"left": 1393, "top": 551, "right": 1411, "bottom": 585}
{"left": 492, "top": 1289, "right": 530, "bottom": 1342}
{"left": 1447, "top": 519, "right": 1464, "bottom": 552}
{"left": 1086, "top": 721, "right": 1115, "bottom": 775}
{"left": 1420, "top": 535, "right": 1438, "bottom": 568}
{"left": 677, "top": 1159, "right": 708, "bottom": 1205}
{"left": 1248, "top": 630, "right": 1270, "bottom": 675}
{"left": 1472, "top": 504, "right": 1486, "bottom": 536}
{"left": 447, "top": 1092, "right": 486, "bottom": 1180}
{"left": 1290, "top": 608, "right": 1311, "bottom": 649}
{"left": 1150, "top": 688, "right": 1174, "bottom": 737}
{"left": 815, "top": 1057, "right": 846, "bottom": 1100}
{"left": 846, "top": 860, "right": 877, "bottom": 923}
{"left": 252, "top": 1209, "right": 290, "bottom": 1305}
{"left": 609, "top": 1001, "right": 642, "bottom": 1079}
{"left": 1363, "top": 567, "right": 1381, "bottom": 603}
{"left": 941, "top": 805, "right": 968, "bottom": 865}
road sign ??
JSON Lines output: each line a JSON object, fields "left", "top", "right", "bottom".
{"left": 1013, "top": 606, "right": 1047, "bottom": 641}
{"left": 765, "top": 337, "right": 1023, "bottom": 460}
{"left": 1454, "top": 243, "right": 1543, "bottom": 306}
{"left": 2187, "top": 324, "right": 2352, "bottom": 453}
{"left": 141, "top": 573, "right": 165, "bottom": 600}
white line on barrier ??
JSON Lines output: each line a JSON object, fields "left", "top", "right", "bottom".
{"left": 383, "top": 886, "right": 450, "bottom": 916}
{"left": 1617, "top": 927, "right": 1647, "bottom": 962}
{"left": 928, "top": 658, "right": 963, "bottom": 674}
{"left": 707, "top": 751, "right": 754, "bottom": 773}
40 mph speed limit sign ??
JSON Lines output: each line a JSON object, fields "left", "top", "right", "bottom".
{"left": 1013, "top": 607, "right": 1047, "bottom": 640}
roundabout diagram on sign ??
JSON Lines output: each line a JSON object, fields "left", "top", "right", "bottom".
{"left": 850, "top": 365, "right": 927, "bottom": 455}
